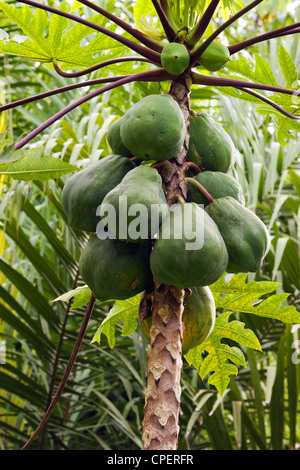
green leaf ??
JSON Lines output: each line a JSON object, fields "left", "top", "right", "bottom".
{"left": 0, "top": 1, "right": 130, "bottom": 70}
{"left": 185, "top": 311, "right": 260, "bottom": 396}
{"left": 92, "top": 294, "right": 141, "bottom": 348}
{"left": 278, "top": 44, "right": 298, "bottom": 89}
{"left": 222, "top": 53, "right": 300, "bottom": 145}
{"left": 0, "top": 148, "right": 78, "bottom": 181}
{"left": 52, "top": 285, "right": 92, "bottom": 309}
{"left": 210, "top": 273, "right": 300, "bottom": 323}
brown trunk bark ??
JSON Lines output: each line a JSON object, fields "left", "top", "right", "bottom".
{"left": 142, "top": 79, "right": 191, "bottom": 450}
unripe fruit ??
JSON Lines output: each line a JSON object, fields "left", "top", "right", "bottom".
{"left": 198, "top": 40, "right": 229, "bottom": 72}
{"left": 161, "top": 42, "right": 190, "bottom": 75}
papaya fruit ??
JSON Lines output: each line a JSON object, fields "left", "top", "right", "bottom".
{"left": 187, "top": 171, "right": 245, "bottom": 207}
{"left": 101, "top": 165, "right": 169, "bottom": 243}
{"left": 187, "top": 112, "right": 236, "bottom": 173}
{"left": 79, "top": 235, "right": 153, "bottom": 301}
{"left": 198, "top": 40, "right": 230, "bottom": 72}
{"left": 205, "top": 196, "right": 270, "bottom": 273}
{"left": 161, "top": 42, "right": 190, "bottom": 75}
{"left": 107, "top": 116, "right": 133, "bottom": 158}
{"left": 120, "top": 94, "right": 186, "bottom": 161}
{"left": 150, "top": 202, "right": 229, "bottom": 288}
{"left": 140, "top": 286, "right": 216, "bottom": 355}
{"left": 61, "top": 154, "right": 135, "bottom": 232}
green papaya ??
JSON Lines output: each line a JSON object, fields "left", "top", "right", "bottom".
{"left": 140, "top": 286, "right": 216, "bottom": 355}
{"left": 79, "top": 235, "right": 153, "bottom": 302}
{"left": 187, "top": 171, "right": 245, "bottom": 207}
{"left": 187, "top": 112, "right": 236, "bottom": 173}
{"left": 205, "top": 196, "right": 270, "bottom": 273}
{"left": 161, "top": 42, "right": 190, "bottom": 75}
{"left": 198, "top": 40, "right": 230, "bottom": 72}
{"left": 61, "top": 155, "right": 135, "bottom": 232}
{"left": 150, "top": 202, "right": 229, "bottom": 288}
{"left": 101, "top": 165, "right": 169, "bottom": 243}
{"left": 120, "top": 94, "right": 186, "bottom": 161}
{"left": 107, "top": 116, "right": 133, "bottom": 158}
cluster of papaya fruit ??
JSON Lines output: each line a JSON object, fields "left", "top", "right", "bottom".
{"left": 61, "top": 92, "right": 270, "bottom": 354}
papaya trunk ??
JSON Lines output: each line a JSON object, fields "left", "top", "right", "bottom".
{"left": 142, "top": 79, "right": 191, "bottom": 450}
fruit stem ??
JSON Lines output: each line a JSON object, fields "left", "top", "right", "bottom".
{"left": 185, "top": 161, "right": 201, "bottom": 174}
{"left": 185, "top": 177, "right": 214, "bottom": 203}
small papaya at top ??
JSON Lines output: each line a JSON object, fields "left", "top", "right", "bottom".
{"left": 107, "top": 116, "right": 133, "bottom": 158}
{"left": 161, "top": 42, "right": 190, "bottom": 75}
{"left": 198, "top": 40, "right": 230, "bottom": 72}
{"left": 205, "top": 196, "right": 270, "bottom": 273}
{"left": 187, "top": 112, "right": 236, "bottom": 173}
{"left": 187, "top": 171, "right": 245, "bottom": 207}
{"left": 79, "top": 235, "right": 153, "bottom": 302}
{"left": 150, "top": 202, "right": 229, "bottom": 288}
{"left": 140, "top": 285, "right": 216, "bottom": 355}
{"left": 61, "top": 154, "right": 135, "bottom": 232}
{"left": 101, "top": 165, "right": 169, "bottom": 243}
{"left": 120, "top": 94, "right": 186, "bottom": 161}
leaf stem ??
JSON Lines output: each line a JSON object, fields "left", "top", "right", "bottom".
{"left": 77, "top": 0, "right": 163, "bottom": 53}
{"left": 151, "top": 0, "right": 177, "bottom": 42}
{"left": 17, "top": 0, "right": 162, "bottom": 64}
{"left": 52, "top": 56, "right": 158, "bottom": 78}
{"left": 229, "top": 22, "right": 300, "bottom": 55}
{"left": 185, "top": 161, "right": 202, "bottom": 173}
{"left": 14, "top": 69, "right": 171, "bottom": 149}
{"left": 20, "top": 293, "right": 96, "bottom": 450}
{"left": 189, "top": 0, "right": 264, "bottom": 69}
{"left": 235, "top": 87, "right": 300, "bottom": 120}
{"left": 187, "top": 0, "right": 221, "bottom": 48}
{"left": 191, "top": 71, "right": 300, "bottom": 97}
{"left": 185, "top": 177, "right": 214, "bottom": 203}
{"left": 0, "top": 76, "right": 126, "bottom": 112}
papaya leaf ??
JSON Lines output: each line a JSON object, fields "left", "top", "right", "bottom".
{"left": 0, "top": 1, "right": 130, "bottom": 69}
{"left": 210, "top": 273, "right": 300, "bottom": 323}
{"left": 0, "top": 148, "right": 78, "bottom": 181}
{"left": 52, "top": 285, "right": 92, "bottom": 309}
{"left": 91, "top": 294, "right": 141, "bottom": 349}
{"left": 185, "top": 311, "right": 260, "bottom": 396}
{"left": 220, "top": 53, "right": 300, "bottom": 145}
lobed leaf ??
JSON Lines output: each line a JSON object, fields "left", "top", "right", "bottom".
{"left": 91, "top": 294, "right": 141, "bottom": 349}
{"left": 210, "top": 273, "right": 300, "bottom": 323}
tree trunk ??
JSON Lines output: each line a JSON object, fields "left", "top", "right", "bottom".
{"left": 142, "top": 79, "right": 191, "bottom": 450}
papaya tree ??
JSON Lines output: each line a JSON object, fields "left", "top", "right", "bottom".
{"left": 0, "top": 0, "right": 300, "bottom": 451}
